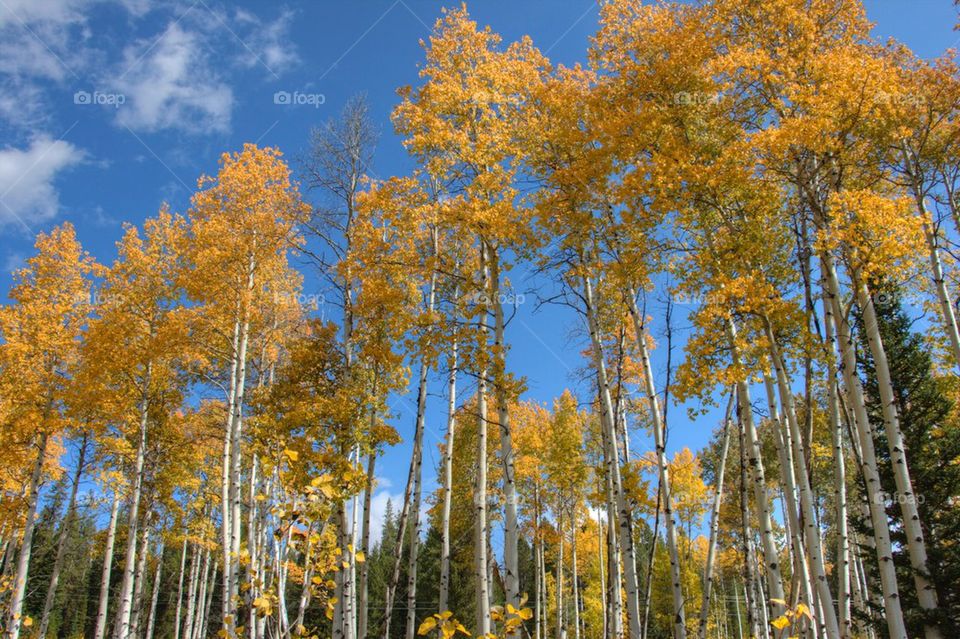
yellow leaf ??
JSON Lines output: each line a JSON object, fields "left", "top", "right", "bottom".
{"left": 771, "top": 616, "right": 790, "bottom": 631}
{"left": 418, "top": 617, "right": 438, "bottom": 635}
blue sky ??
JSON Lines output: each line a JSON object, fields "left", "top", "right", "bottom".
{"left": 0, "top": 0, "right": 956, "bottom": 542}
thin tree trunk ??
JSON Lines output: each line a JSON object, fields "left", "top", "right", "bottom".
{"left": 490, "top": 248, "right": 520, "bottom": 610}
{"left": 625, "top": 290, "right": 686, "bottom": 639}
{"left": 439, "top": 334, "right": 458, "bottom": 615}
{"left": 583, "top": 276, "right": 642, "bottom": 638}
{"left": 96, "top": 491, "right": 122, "bottom": 639}
{"left": 571, "top": 514, "right": 580, "bottom": 639}
{"left": 130, "top": 517, "right": 152, "bottom": 639}
{"left": 737, "top": 416, "right": 759, "bottom": 639}
{"left": 534, "top": 484, "right": 542, "bottom": 639}
{"left": 145, "top": 541, "right": 164, "bottom": 639}
{"left": 115, "top": 376, "right": 151, "bottom": 639}
{"left": 39, "top": 434, "right": 88, "bottom": 639}
{"left": 382, "top": 358, "right": 427, "bottom": 639}
{"left": 556, "top": 510, "right": 564, "bottom": 639}
{"left": 819, "top": 251, "right": 906, "bottom": 639}
{"left": 763, "top": 320, "right": 840, "bottom": 639}
{"left": 5, "top": 431, "right": 50, "bottom": 639}
{"left": 358, "top": 451, "right": 376, "bottom": 639}
{"left": 474, "top": 241, "right": 492, "bottom": 637}
{"left": 851, "top": 274, "right": 942, "bottom": 639}
{"left": 726, "top": 320, "right": 788, "bottom": 625}
{"left": 174, "top": 538, "right": 188, "bottom": 639}
{"left": 698, "top": 393, "right": 734, "bottom": 639}
{"left": 183, "top": 545, "right": 201, "bottom": 639}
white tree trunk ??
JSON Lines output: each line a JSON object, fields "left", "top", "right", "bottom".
{"left": 764, "top": 320, "right": 840, "bottom": 639}
{"left": 583, "top": 277, "right": 642, "bottom": 639}
{"left": 439, "top": 336, "right": 458, "bottom": 615}
{"left": 852, "top": 275, "right": 942, "bottom": 639}
{"left": 490, "top": 248, "right": 520, "bottom": 609}
{"left": 4, "top": 431, "right": 49, "bottom": 639}
{"left": 115, "top": 379, "right": 151, "bottom": 639}
{"left": 145, "top": 541, "right": 164, "bottom": 639}
{"left": 473, "top": 241, "right": 492, "bottom": 637}
{"left": 95, "top": 491, "right": 122, "bottom": 639}
{"left": 571, "top": 514, "right": 580, "bottom": 639}
{"left": 698, "top": 393, "right": 734, "bottom": 639}
{"left": 725, "top": 320, "right": 787, "bottom": 625}
{"left": 819, "top": 252, "right": 906, "bottom": 639}
{"left": 39, "top": 435, "right": 87, "bottom": 639}
{"left": 174, "top": 538, "right": 188, "bottom": 639}
{"left": 625, "top": 291, "right": 687, "bottom": 639}
{"left": 358, "top": 451, "right": 376, "bottom": 638}
{"left": 556, "top": 511, "right": 564, "bottom": 639}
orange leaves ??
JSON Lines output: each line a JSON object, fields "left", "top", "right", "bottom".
{"left": 820, "top": 189, "right": 924, "bottom": 282}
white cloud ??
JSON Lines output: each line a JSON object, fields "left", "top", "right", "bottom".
{"left": 232, "top": 8, "right": 299, "bottom": 74}
{"left": 0, "top": 135, "right": 83, "bottom": 227}
{"left": 112, "top": 22, "right": 233, "bottom": 133}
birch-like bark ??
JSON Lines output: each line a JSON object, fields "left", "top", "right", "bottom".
{"left": 725, "top": 320, "right": 787, "bottom": 624}
{"left": 736, "top": 417, "right": 760, "bottom": 639}
{"left": 145, "top": 541, "right": 164, "bottom": 639}
{"left": 129, "top": 520, "right": 152, "bottom": 638}
{"left": 183, "top": 545, "right": 201, "bottom": 639}
{"left": 533, "top": 484, "right": 542, "bottom": 639}
{"left": 358, "top": 451, "right": 376, "bottom": 639}
{"left": 583, "top": 276, "right": 642, "bottom": 638}
{"left": 571, "top": 514, "right": 581, "bottom": 639}
{"left": 115, "top": 374, "right": 151, "bottom": 639}
{"left": 852, "top": 274, "right": 942, "bottom": 639}
{"left": 221, "top": 315, "right": 241, "bottom": 638}
{"left": 95, "top": 491, "right": 122, "bottom": 639}
{"left": 555, "top": 511, "right": 564, "bottom": 639}
{"left": 490, "top": 248, "right": 520, "bottom": 609}
{"left": 174, "top": 538, "right": 188, "bottom": 639}
{"left": 821, "top": 303, "right": 851, "bottom": 639}
{"left": 763, "top": 319, "right": 840, "bottom": 639}
{"left": 760, "top": 373, "right": 815, "bottom": 622}
{"left": 625, "top": 291, "right": 686, "bottom": 638}
{"left": 381, "top": 357, "right": 427, "bottom": 639}
{"left": 4, "top": 431, "right": 49, "bottom": 639}
{"left": 438, "top": 335, "right": 458, "bottom": 614}
{"left": 405, "top": 244, "right": 439, "bottom": 639}
{"left": 39, "top": 434, "right": 88, "bottom": 639}
{"left": 819, "top": 252, "right": 906, "bottom": 639}
{"left": 698, "top": 394, "right": 734, "bottom": 639}
{"left": 474, "top": 241, "right": 492, "bottom": 637}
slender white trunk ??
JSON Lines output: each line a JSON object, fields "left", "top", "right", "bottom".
{"left": 819, "top": 252, "right": 906, "bottom": 639}
{"left": 382, "top": 358, "right": 427, "bottom": 639}
{"left": 358, "top": 451, "right": 376, "bottom": 638}
{"left": 556, "top": 511, "right": 564, "bottom": 639}
{"left": 490, "top": 249, "right": 520, "bottom": 609}
{"left": 852, "top": 274, "right": 942, "bottom": 639}
{"left": 221, "top": 316, "right": 241, "bottom": 638}
{"left": 761, "top": 373, "right": 816, "bottom": 625}
{"left": 533, "top": 485, "right": 542, "bottom": 639}
{"left": 39, "top": 435, "right": 87, "bottom": 639}
{"left": 115, "top": 376, "right": 151, "bottom": 639}
{"left": 174, "top": 538, "right": 188, "bottom": 639}
{"left": 763, "top": 319, "right": 840, "bottom": 639}
{"left": 198, "top": 562, "right": 216, "bottom": 639}
{"left": 474, "top": 241, "right": 492, "bottom": 637}
{"left": 145, "top": 542, "right": 164, "bottom": 639}
{"left": 439, "top": 335, "right": 458, "bottom": 614}
{"left": 625, "top": 291, "right": 686, "bottom": 639}
{"left": 736, "top": 418, "right": 760, "bottom": 639}
{"left": 822, "top": 305, "right": 851, "bottom": 639}
{"left": 183, "top": 545, "right": 201, "bottom": 639}
{"left": 130, "top": 519, "right": 152, "bottom": 638}
{"left": 698, "top": 394, "right": 734, "bottom": 639}
{"left": 584, "top": 277, "right": 642, "bottom": 638}
{"left": 5, "top": 431, "right": 49, "bottom": 639}
{"left": 725, "top": 320, "right": 787, "bottom": 624}
{"left": 95, "top": 491, "right": 122, "bottom": 639}
{"left": 571, "top": 514, "right": 580, "bottom": 639}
